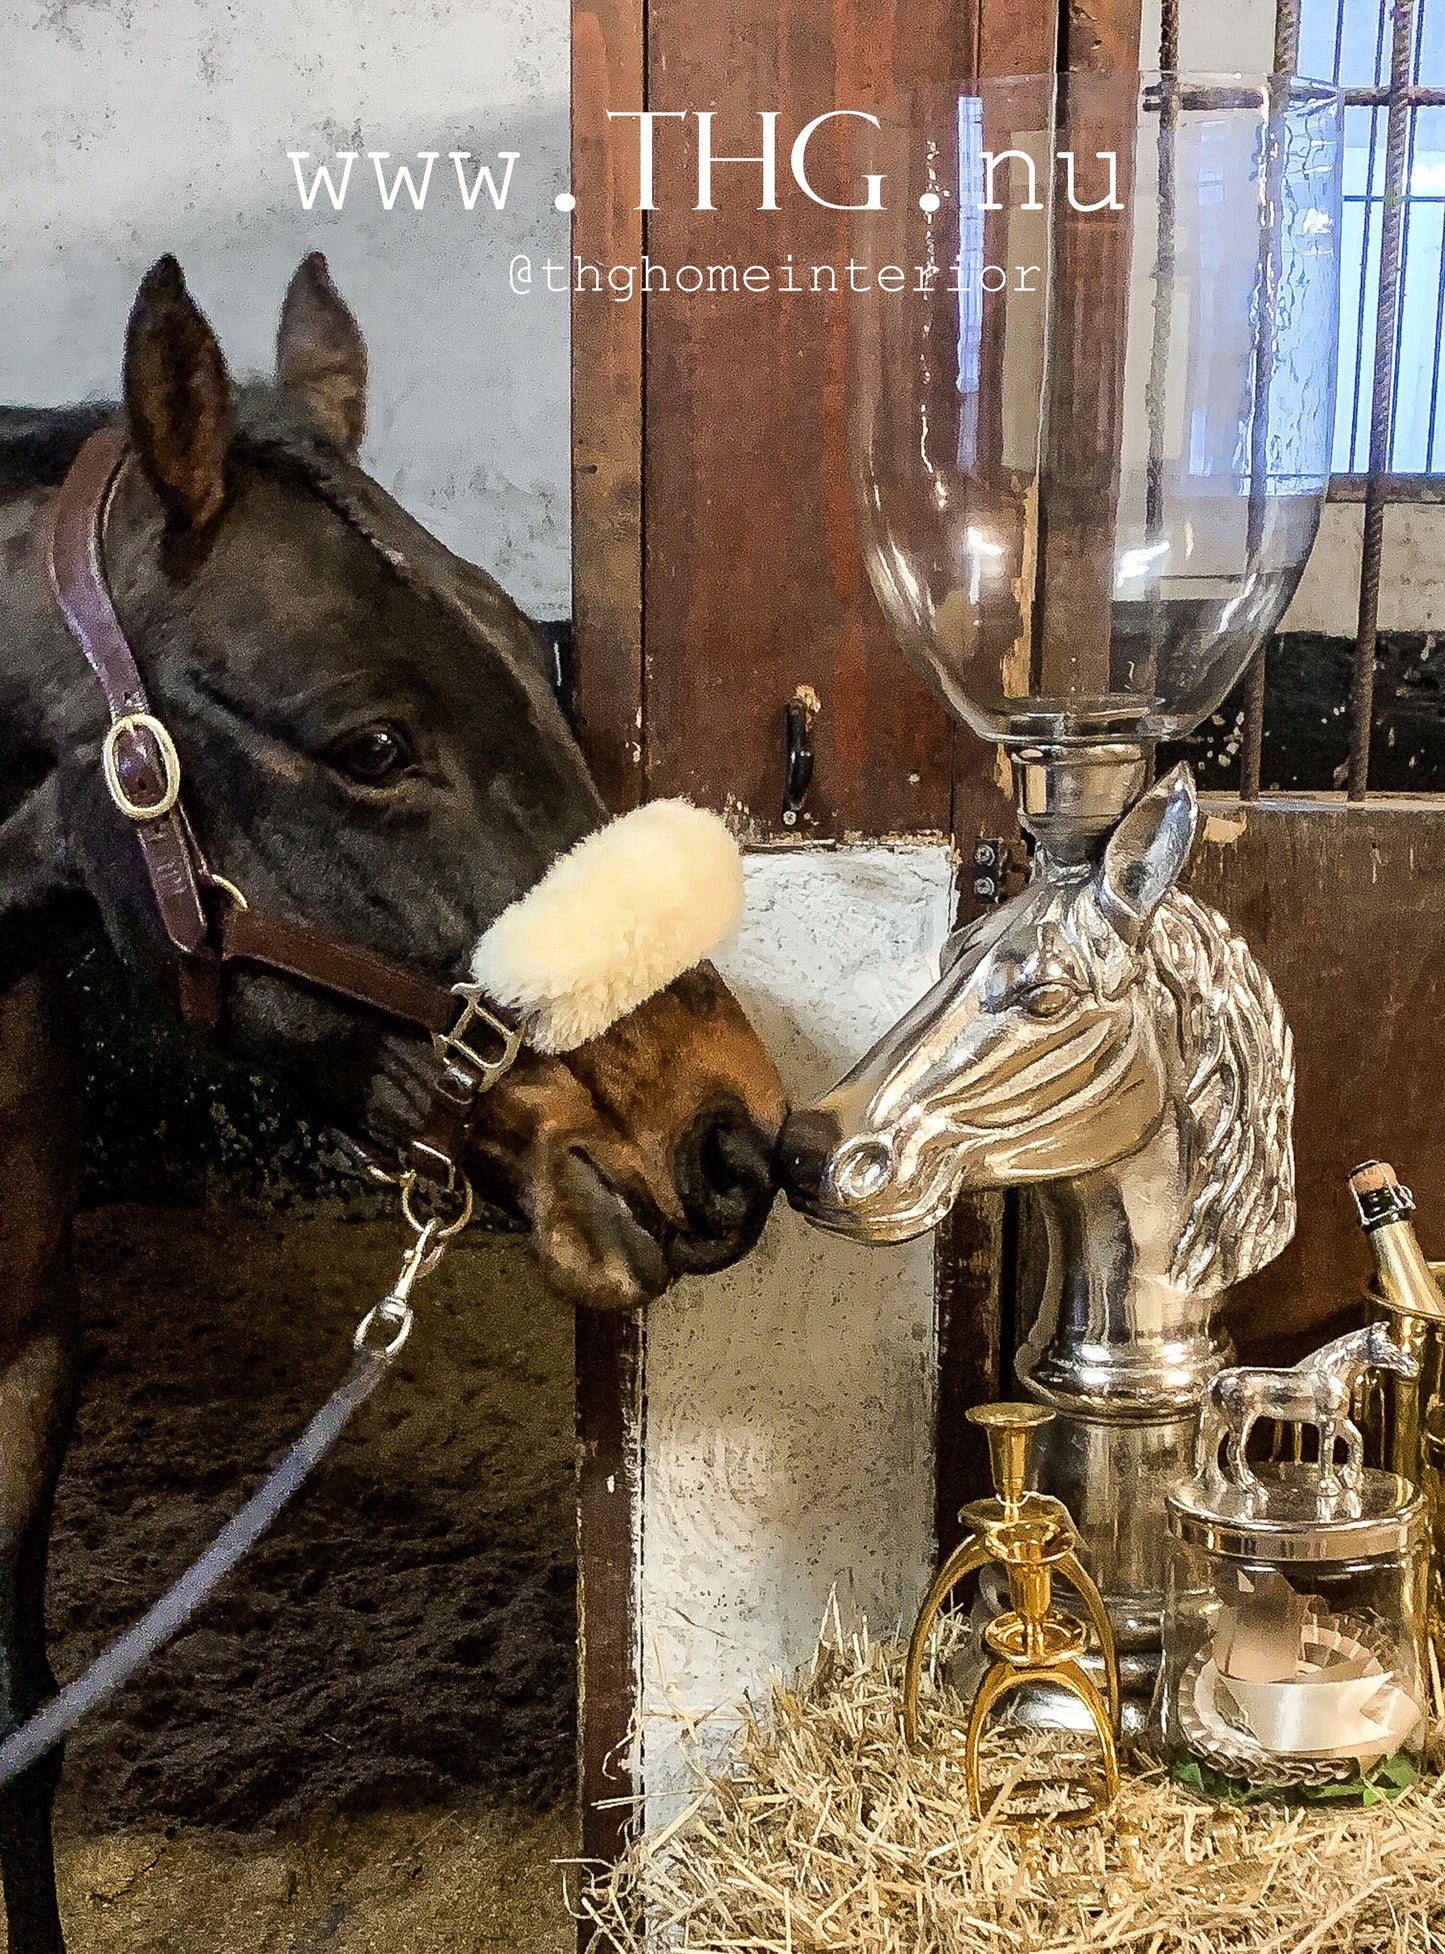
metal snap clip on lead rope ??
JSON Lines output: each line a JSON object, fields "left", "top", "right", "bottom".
{"left": 0, "top": 1171, "right": 473, "bottom": 1791}
{"left": 352, "top": 1172, "right": 470, "bottom": 1360}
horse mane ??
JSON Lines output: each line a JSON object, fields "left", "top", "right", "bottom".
{"left": 0, "top": 404, "right": 115, "bottom": 497}
{"left": 0, "top": 395, "right": 428, "bottom": 586}
{"left": 1144, "top": 887, "right": 1296, "bottom": 1294}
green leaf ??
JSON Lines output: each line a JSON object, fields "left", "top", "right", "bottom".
{"left": 1172, "top": 1745, "right": 1419, "bottom": 1809}
{"left": 1372, "top": 1751, "right": 1418, "bottom": 1792}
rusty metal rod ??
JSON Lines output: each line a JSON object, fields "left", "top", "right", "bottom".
{"left": 1273, "top": 0, "right": 1299, "bottom": 73}
{"left": 1158, "top": 0, "right": 1179, "bottom": 71}
{"left": 1239, "top": 0, "right": 1300, "bottom": 805}
{"left": 1348, "top": 0, "right": 1417, "bottom": 800}
{"left": 1342, "top": 83, "right": 1445, "bottom": 105}
{"left": 1240, "top": 649, "right": 1269, "bottom": 803}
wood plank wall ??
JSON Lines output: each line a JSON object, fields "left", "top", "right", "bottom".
{"left": 1188, "top": 799, "right": 1445, "bottom": 1360}
{"left": 571, "top": 0, "right": 646, "bottom": 1882}
{"left": 568, "top": 0, "right": 1171, "bottom": 1876}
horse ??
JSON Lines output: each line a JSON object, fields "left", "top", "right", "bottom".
{"left": 0, "top": 253, "right": 786, "bottom": 1954}
{"left": 779, "top": 764, "right": 1296, "bottom": 1644}
{"left": 1193, "top": 1322, "right": 1418, "bottom": 1496}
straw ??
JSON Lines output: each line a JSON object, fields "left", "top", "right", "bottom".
{"left": 573, "top": 1619, "right": 1445, "bottom": 1953}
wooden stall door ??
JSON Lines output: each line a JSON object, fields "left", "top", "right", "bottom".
{"left": 566, "top": 0, "right": 1163, "bottom": 1891}
{"left": 568, "top": 0, "right": 1019, "bottom": 1883}
{"left": 1188, "top": 798, "right": 1445, "bottom": 1359}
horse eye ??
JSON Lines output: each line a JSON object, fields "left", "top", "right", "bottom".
{"left": 328, "top": 725, "right": 413, "bottom": 785}
{"left": 1022, "top": 981, "right": 1077, "bottom": 1020}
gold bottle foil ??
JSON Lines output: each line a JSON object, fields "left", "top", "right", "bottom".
{"left": 1361, "top": 1262, "right": 1445, "bottom": 1659}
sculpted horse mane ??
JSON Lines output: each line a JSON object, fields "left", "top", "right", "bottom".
{"left": 786, "top": 766, "right": 1297, "bottom": 1288}
{"left": 1145, "top": 887, "right": 1295, "bottom": 1293}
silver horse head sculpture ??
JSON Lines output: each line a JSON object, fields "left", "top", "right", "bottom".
{"left": 785, "top": 764, "right": 1294, "bottom": 1289}
{"left": 781, "top": 763, "right": 1298, "bottom": 1678}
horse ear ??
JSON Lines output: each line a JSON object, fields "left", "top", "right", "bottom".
{"left": 1096, "top": 763, "right": 1199, "bottom": 944}
{"left": 123, "top": 256, "right": 234, "bottom": 530}
{"left": 275, "top": 253, "right": 367, "bottom": 455}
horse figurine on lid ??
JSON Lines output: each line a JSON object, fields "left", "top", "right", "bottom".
{"left": 1195, "top": 1323, "right": 1419, "bottom": 1498}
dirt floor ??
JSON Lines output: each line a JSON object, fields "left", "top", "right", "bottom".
{"left": 37, "top": 1205, "right": 581, "bottom": 1953}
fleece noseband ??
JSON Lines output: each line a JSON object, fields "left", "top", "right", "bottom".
{"left": 46, "top": 426, "right": 742, "bottom": 1191}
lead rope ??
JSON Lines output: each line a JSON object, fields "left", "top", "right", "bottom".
{"left": 0, "top": 1171, "right": 473, "bottom": 1791}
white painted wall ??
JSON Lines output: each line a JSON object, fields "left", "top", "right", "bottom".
{"left": 639, "top": 847, "right": 955, "bottom": 1819}
{"left": 0, "top": 0, "right": 572, "bottom": 617}
{"left": 1288, "top": 506, "right": 1445, "bottom": 634}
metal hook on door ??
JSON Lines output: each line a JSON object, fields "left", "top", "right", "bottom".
{"left": 782, "top": 689, "right": 817, "bottom": 829}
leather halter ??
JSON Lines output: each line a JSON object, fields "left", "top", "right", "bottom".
{"left": 45, "top": 425, "right": 524, "bottom": 1189}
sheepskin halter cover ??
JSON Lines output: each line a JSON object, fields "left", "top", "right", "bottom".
{"left": 470, "top": 800, "right": 744, "bottom": 1055}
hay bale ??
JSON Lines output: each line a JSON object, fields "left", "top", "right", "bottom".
{"left": 574, "top": 1618, "right": 1445, "bottom": 1952}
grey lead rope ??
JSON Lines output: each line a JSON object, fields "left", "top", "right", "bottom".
{"left": 0, "top": 1191, "right": 466, "bottom": 1791}
{"left": 0, "top": 1352, "right": 391, "bottom": 1789}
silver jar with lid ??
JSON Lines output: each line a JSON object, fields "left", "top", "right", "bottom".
{"left": 1162, "top": 1457, "right": 1429, "bottom": 1803}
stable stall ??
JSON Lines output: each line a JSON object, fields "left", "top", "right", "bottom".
{"left": 569, "top": 0, "right": 1445, "bottom": 1941}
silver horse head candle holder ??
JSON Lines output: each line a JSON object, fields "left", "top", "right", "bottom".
{"left": 779, "top": 72, "right": 1343, "bottom": 1723}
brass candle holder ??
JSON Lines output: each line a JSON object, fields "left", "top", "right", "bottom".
{"left": 902, "top": 1403, "right": 1121, "bottom": 1827}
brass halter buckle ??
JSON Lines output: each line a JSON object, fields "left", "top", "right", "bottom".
{"left": 101, "top": 712, "right": 183, "bottom": 821}
{"left": 434, "top": 982, "right": 525, "bottom": 1088}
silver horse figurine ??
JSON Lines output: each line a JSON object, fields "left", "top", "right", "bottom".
{"left": 781, "top": 763, "right": 1296, "bottom": 1708}
{"left": 1195, "top": 1322, "right": 1418, "bottom": 1497}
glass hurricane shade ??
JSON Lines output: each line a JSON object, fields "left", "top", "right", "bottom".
{"left": 849, "top": 72, "right": 1344, "bottom": 748}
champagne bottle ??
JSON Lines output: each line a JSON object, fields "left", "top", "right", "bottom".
{"left": 1349, "top": 1159, "right": 1445, "bottom": 1322}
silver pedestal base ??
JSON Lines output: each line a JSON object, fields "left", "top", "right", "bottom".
{"left": 1041, "top": 1406, "right": 1199, "bottom": 1734}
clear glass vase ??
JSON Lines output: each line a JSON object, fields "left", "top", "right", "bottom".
{"left": 849, "top": 72, "right": 1343, "bottom": 749}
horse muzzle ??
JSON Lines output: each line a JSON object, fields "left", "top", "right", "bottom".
{"left": 667, "top": 1095, "right": 779, "bottom": 1273}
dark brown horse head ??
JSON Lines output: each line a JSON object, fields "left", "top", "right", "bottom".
{"left": 9, "top": 254, "right": 785, "bottom": 1308}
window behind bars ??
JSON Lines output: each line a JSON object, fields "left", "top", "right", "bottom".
{"left": 1160, "top": 0, "right": 1445, "bottom": 801}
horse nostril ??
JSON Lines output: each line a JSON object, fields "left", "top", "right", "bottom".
{"left": 777, "top": 1107, "right": 843, "bottom": 1210}
{"left": 669, "top": 1099, "right": 778, "bottom": 1270}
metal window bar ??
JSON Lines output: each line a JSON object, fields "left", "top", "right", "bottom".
{"left": 1239, "top": 1, "right": 1303, "bottom": 801}
{"left": 1224, "top": 0, "right": 1442, "bottom": 801}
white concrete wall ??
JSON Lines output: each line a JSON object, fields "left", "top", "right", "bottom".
{"left": 1, "top": 0, "right": 572, "bottom": 616}
{"left": 639, "top": 846, "right": 955, "bottom": 1819}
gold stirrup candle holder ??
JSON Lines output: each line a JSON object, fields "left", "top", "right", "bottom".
{"left": 902, "top": 1403, "right": 1121, "bottom": 1827}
